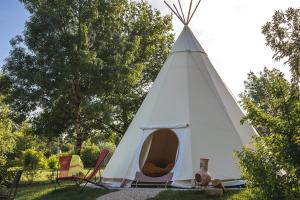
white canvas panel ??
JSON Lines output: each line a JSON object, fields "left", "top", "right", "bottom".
{"left": 188, "top": 52, "right": 244, "bottom": 179}
{"left": 147, "top": 53, "right": 190, "bottom": 125}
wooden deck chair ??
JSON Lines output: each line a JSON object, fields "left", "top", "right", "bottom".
{"left": 0, "top": 170, "right": 23, "bottom": 200}
{"left": 55, "top": 155, "right": 80, "bottom": 190}
{"left": 75, "top": 149, "right": 109, "bottom": 191}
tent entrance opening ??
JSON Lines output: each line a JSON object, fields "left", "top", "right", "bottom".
{"left": 139, "top": 129, "right": 179, "bottom": 177}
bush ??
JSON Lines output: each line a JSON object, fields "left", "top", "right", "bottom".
{"left": 81, "top": 144, "right": 100, "bottom": 168}
{"left": 46, "top": 155, "right": 58, "bottom": 182}
{"left": 22, "top": 149, "right": 47, "bottom": 183}
{"left": 80, "top": 141, "right": 116, "bottom": 168}
{"left": 236, "top": 136, "right": 300, "bottom": 200}
{"left": 47, "top": 155, "right": 58, "bottom": 170}
{"left": 60, "top": 142, "right": 75, "bottom": 154}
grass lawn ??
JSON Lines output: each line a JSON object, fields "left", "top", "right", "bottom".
{"left": 15, "top": 170, "right": 254, "bottom": 200}
{"left": 16, "top": 182, "right": 113, "bottom": 200}
{"left": 16, "top": 184, "right": 254, "bottom": 200}
{"left": 148, "top": 189, "right": 255, "bottom": 200}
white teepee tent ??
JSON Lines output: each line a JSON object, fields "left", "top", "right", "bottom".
{"left": 102, "top": 0, "right": 257, "bottom": 188}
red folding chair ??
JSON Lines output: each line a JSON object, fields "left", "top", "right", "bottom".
{"left": 75, "top": 149, "right": 109, "bottom": 190}
{"left": 55, "top": 155, "right": 80, "bottom": 189}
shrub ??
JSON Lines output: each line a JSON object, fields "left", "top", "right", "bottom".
{"left": 81, "top": 144, "right": 100, "bottom": 168}
{"left": 80, "top": 141, "right": 116, "bottom": 168}
{"left": 47, "top": 155, "right": 58, "bottom": 170}
{"left": 60, "top": 142, "right": 75, "bottom": 154}
{"left": 236, "top": 135, "right": 300, "bottom": 200}
{"left": 22, "top": 149, "right": 47, "bottom": 183}
{"left": 46, "top": 155, "right": 58, "bottom": 182}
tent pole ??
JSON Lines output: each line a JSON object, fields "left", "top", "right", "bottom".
{"left": 188, "top": 0, "right": 201, "bottom": 24}
{"left": 178, "top": 0, "right": 186, "bottom": 24}
{"left": 173, "top": 4, "right": 186, "bottom": 25}
{"left": 187, "top": 0, "right": 193, "bottom": 25}
{"left": 164, "top": 1, "right": 186, "bottom": 25}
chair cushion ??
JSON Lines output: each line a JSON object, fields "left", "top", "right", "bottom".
{"left": 142, "top": 162, "right": 174, "bottom": 177}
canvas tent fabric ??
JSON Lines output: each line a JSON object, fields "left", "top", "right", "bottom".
{"left": 102, "top": 26, "right": 257, "bottom": 188}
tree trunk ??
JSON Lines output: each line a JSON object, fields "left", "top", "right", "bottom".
{"left": 75, "top": 109, "right": 82, "bottom": 155}
{"left": 74, "top": 76, "right": 82, "bottom": 155}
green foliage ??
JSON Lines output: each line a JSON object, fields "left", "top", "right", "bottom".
{"left": 237, "top": 136, "right": 299, "bottom": 200}
{"left": 80, "top": 141, "right": 115, "bottom": 168}
{"left": 46, "top": 155, "right": 58, "bottom": 182}
{"left": 80, "top": 144, "right": 100, "bottom": 168}
{"left": 0, "top": 96, "right": 16, "bottom": 185}
{"left": 1, "top": 0, "right": 174, "bottom": 154}
{"left": 239, "top": 65, "right": 300, "bottom": 199}
{"left": 22, "top": 149, "right": 47, "bottom": 170}
{"left": 11, "top": 123, "right": 50, "bottom": 166}
{"left": 59, "top": 141, "right": 75, "bottom": 155}
{"left": 262, "top": 7, "right": 300, "bottom": 84}
{"left": 240, "top": 68, "right": 300, "bottom": 165}
{"left": 0, "top": 96, "right": 15, "bottom": 165}
{"left": 47, "top": 155, "right": 58, "bottom": 170}
{"left": 22, "top": 149, "right": 47, "bottom": 183}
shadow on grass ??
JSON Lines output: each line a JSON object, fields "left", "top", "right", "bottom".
{"left": 17, "top": 183, "right": 113, "bottom": 200}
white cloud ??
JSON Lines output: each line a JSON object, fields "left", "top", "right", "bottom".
{"left": 148, "top": 0, "right": 299, "bottom": 97}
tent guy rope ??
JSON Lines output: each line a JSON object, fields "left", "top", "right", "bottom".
{"left": 164, "top": 0, "right": 202, "bottom": 25}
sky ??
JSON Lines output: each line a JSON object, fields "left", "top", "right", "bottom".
{"left": 0, "top": 0, "right": 299, "bottom": 98}
{"left": 0, "top": 0, "right": 30, "bottom": 66}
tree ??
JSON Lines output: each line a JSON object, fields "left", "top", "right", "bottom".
{"left": 238, "top": 9, "right": 300, "bottom": 197}
{"left": 1, "top": 0, "right": 174, "bottom": 154}
{"left": 0, "top": 95, "right": 15, "bottom": 185}
{"left": 262, "top": 7, "right": 300, "bottom": 86}
{"left": 238, "top": 68, "right": 300, "bottom": 200}
{"left": 237, "top": 135, "right": 299, "bottom": 200}
{"left": 240, "top": 67, "right": 300, "bottom": 166}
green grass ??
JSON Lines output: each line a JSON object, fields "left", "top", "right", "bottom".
{"left": 16, "top": 183, "right": 113, "bottom": 200}
{"left": 15, "top": 170, "right": 254, "bottom": 200}
{"left": 20, "top": 169, "right": 91, "bottom": 184}
{"left": 148, "top": 189, "right": 255, "bottom": 200}
{"left": 15, "top": 182, "right": 255, "bottom": 200}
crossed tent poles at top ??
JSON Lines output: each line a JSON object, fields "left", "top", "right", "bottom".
{"left": 164, "top": 0, "right": 202, "bottom": 25}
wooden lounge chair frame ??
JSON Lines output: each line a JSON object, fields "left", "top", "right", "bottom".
{"left": 133, "top": 171, "right": 173, "bottom": 188}
{"left": 75, "top": 149, "right": 110, "bottom": 191}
